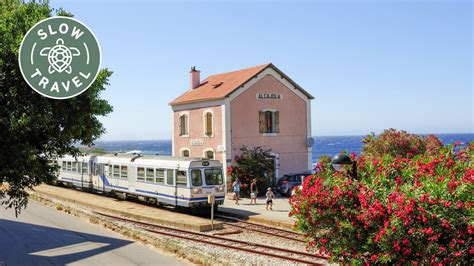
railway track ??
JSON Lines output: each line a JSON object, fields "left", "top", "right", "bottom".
{"left": 94, "top": 211, "right": 327, "bottom": 265}
{"left": 215, "top": 214, "right": 306, "bottom": 243}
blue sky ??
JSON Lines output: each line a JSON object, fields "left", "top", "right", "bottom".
{"left": 50, "top": 0, "right": 473, "bottom": 141}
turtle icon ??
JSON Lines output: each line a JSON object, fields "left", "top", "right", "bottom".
{"left": 39, "top": 38, "right": 80, "bottom": 74}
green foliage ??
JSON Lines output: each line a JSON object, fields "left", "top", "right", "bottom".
{"left": 227, "top": 146, "right": 275, "bottom": 195}
{"left": 362, "top": 128, "right": 444, "bottom": 158}
{"left": 290, "top": 140, "right": 474, "bottom": 265}
{"left": 0, "top": 0, "right": 113, "bottom": 214}
{"left": 318, "top": 155, "right": 331, "bottom": 165}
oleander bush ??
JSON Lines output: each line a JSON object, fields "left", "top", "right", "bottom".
{"left": 290, "top": 142, "right": 473, "bottom": 264}
{"left": 362, "top": 128, "right": 444, "bottom": 158}
{"left": 227, "top": 146, "right": 274, "bottom": 196}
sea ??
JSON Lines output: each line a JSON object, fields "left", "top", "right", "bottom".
{"left": 94, "top": 133, "right": 473, "bottom": 163}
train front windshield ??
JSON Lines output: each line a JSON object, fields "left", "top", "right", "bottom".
{"left": 190, "top": 168, "right": 223, "bottom": 187}
{"left": 204, "top": 169, "right": 223, "bottom": 185}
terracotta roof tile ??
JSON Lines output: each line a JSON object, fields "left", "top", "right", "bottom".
{"left": 170, "top": 63, "right": 271, "bottom": 105}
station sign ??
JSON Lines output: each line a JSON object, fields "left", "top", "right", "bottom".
{"left": 190, "top": 139, "right": 203, "bottom": 146}
{"left": 256, "top": 93, "right": 282, "bottom": 100}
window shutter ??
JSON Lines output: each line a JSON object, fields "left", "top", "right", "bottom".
{"left": 206, "top": 113, "right": 212, "bottom": 136}
{"left": 259, "top": 111, "right": 265, "bottom": 133}
{"left": 274, "top": 111, "right": 280, "bottom": 133}
{"left": 184, "top": 115, "right": 188, "bottom": 135}
{"left": 181, "top": 114, "right": 188, "bottom": 135}
{"left": 179, "top": 116, "right": 183, "bottom": 136}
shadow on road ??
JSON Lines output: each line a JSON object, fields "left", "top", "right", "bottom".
{"left": 0, "top": 219, "right": 132, "bottom": 265}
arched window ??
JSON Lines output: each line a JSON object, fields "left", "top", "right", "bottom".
{"left": 204, "top": 112, "right": 213, "bottom": 136}
{"left": 205, "top": 150, "right": 214, "bottom": 159}
{"left": 182, "top": 149, "right": 190, "bottom": 157}
{"left": 179, "top": 114, "right": 188, "bottom": 136}
{"left": 259, "top": 110, "right": 280, "bottom": 133}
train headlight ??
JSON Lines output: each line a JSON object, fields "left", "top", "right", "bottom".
{"left": 193, "top": 188, "right": 202, "bottom": 194}
{"left": 216, "top": 186, "right": 224, "bottom": 192}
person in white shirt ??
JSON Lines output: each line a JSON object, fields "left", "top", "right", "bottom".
{"left": 265, "top": 187, "right": 275, "bottom": 211}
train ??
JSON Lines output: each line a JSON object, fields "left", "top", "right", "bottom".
{"left": 54, "top": 153, "right": 225, "bottom": 210}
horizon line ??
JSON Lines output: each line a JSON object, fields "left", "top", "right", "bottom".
{"left": 95, "top": 132, "right": 474, "bottom": 142}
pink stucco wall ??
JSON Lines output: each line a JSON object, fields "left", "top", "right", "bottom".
{"left": 173, "top": 105, "right": 223, "bottom": 162}
{"left": 230, "top": 74, "right": 309, "bottom": 176}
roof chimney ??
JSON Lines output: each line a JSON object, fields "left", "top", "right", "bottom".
{"left": 190, "top": 66, "right": 201, "bottom": 90}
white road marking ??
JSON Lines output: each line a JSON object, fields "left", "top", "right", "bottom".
{"left": 29, "top": 241, "right": 109, "bottom": 257}
{"left": 63, "top": 233, "right": 85, "bottom": 239}
{"left": 32, "top": 228, "right": 45, "bottom": 232}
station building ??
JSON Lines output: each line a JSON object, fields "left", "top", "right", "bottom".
{"left": 169, "top": 63, "right": 314, "bottom": 186}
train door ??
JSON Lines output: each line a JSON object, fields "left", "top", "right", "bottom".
{"left": 165, "top": 169, "right": 177, "bottom": 206}
{"left": 87, "top": 157, "right": 94, "bottom": 189}
{"left": 104, "top": 164, "right": 113, "bottom": 188}
{"left": 90, "top": 156, "right": 100, "bottom": 191}
{"left": 80, "top": 161, "right": 84, "bottom": 189}
{"left": 175, "top": 172, "right": 178, "bottom": 206}
{"left": 97, "top": 163, "right": 106, "bottom": 190}
{"left": 128, "top": 166, "right": 135, "bottom": 193}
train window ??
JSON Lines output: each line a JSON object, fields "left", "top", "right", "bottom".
{"left": 137, "top": 167, "right": 145, "bottom": 181}
{"left": 146, "top": 168, "right": 155, "bottom": 182}
{"left": 191, "top": 170, "right": 202, "bottom": 186}
{"left": 166, "top": 169, "right": 174, "bottom": 185}
{"left": 113, "top": 165, "right": 120, "bottom": 178}
{"left": 204, "top": 169, "right": 223, "bottom": 185}
{"left": 176, "top": 171, "right": 187, "bottom": 187}
{"left": 109, "top": 165, "right": 113, "bottom": 176}
{"left": 66, "top": 161, "right": 72, "bottom": 171}
{"left": 82, "top": 162, "right": 88, "bottom": 174}
{"left": 72, "top": 162, "right": 77, "bottom": 172}
{"left": 121, "top": 166, "right": 128, "bottom": 179}
{"left": 62, "top": 161, "right": 66, "bottom": 170}
{"left": 156, "top": 169, "right": 165, "bottom": 184}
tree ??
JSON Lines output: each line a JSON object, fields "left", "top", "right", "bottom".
{"left": 227, "top": 146, "right": 275, "bottom": 196}
{"left": 0, "top": 1, "right": 113, "bottom": 214}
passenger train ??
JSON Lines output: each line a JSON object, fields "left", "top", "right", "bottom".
{"left": 54, "top": 153, "right": 225, "bottom": 209}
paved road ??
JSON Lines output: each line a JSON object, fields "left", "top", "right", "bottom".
{"left": 0, "top": 200, "right": 188, "bottom": 266}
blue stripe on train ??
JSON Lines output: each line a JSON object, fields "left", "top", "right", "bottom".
{"left": 135, "top": 189, "right": 225, "bottom": 201}
{"left": 87, "top": 174, "right": 223, "bottom": 201}
{"left": 98, "top": 174, "right": 110, "bottom": 186}
{"left": 60, "top": 177, "right": 92, "bottom": 183}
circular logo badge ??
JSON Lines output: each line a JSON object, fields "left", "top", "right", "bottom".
{"left": 19, "top": 17, "right": 101, "bottom": 99}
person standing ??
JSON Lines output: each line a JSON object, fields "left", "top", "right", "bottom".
{"left": 266, "top": 187, "right": 275, "bottom": 211}
{"left": 250, "top": 179, "right": 258, "bottom": 205}
{"left": 232, "top": 178, "right": 241, "bottom": 205}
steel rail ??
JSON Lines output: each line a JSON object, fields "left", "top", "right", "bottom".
{"left": 221, "top": 221, "right": 306, "bottom": 243}
{"left": 94, "top": 211, "right": 328, "bottom": 264}
{"left": 214, "top": 214, "right": 305, "bottom": 238}
{"left": 214, "top": 214, "right": 303, "bottom": 236}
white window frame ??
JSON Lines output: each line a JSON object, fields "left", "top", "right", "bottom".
{"left": 137, "top": 167, "right": 145, "bottom": 181}
{"left": 260, "top": 108, "right": 278, "bottom": 136}
{"left": 203, "top": 148, "right": 215, "bottom": 159}
{"left": 180, "top": 147, "right": 191, "bottom": 157}
{"left": 203, "top": 109, "right": 214, "bottom": 137}
{"left": 178, "top": 112, "right": 189, "bottom": 138}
